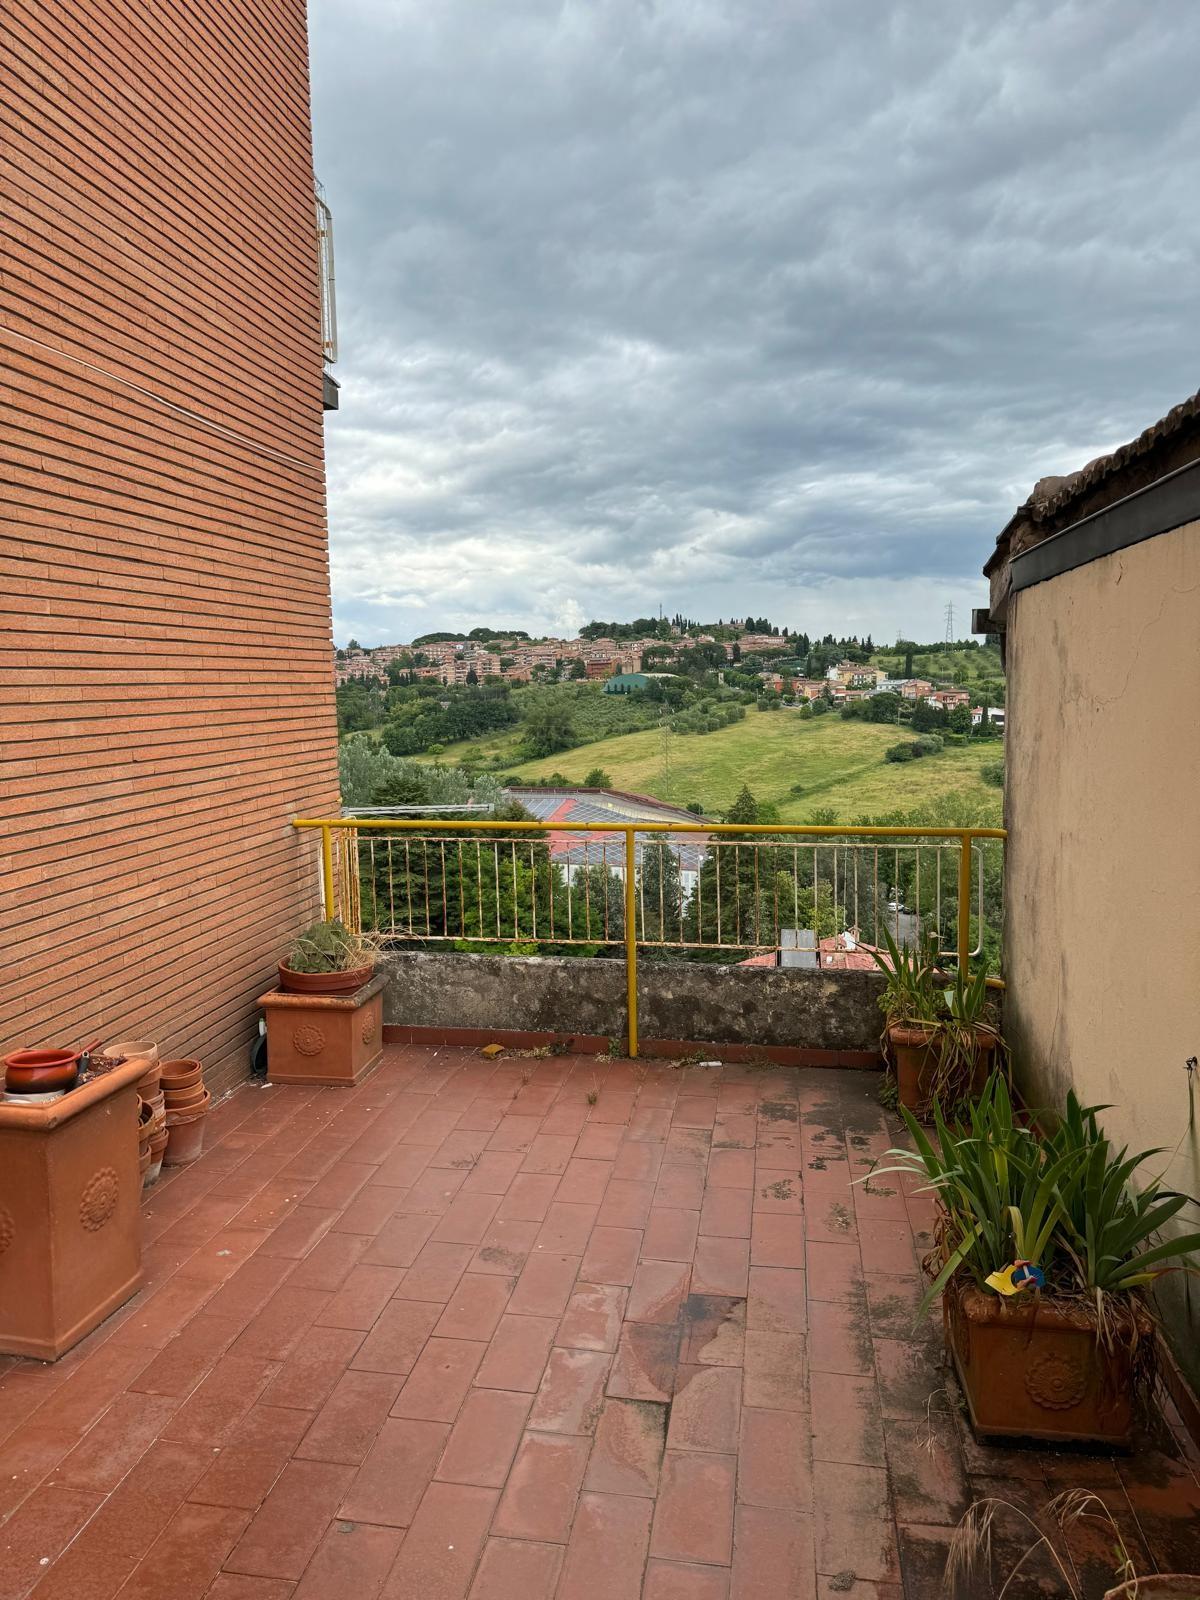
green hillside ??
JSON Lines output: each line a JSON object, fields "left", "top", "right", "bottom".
{"left": 503, "top": 708, "right": 1002, "bottom": 822}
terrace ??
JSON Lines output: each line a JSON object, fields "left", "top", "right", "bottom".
{"left": 3, "top": 1047, "right": 1198, "bottom": 1600}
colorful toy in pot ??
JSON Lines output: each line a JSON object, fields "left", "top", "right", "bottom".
{"left": 985, "top": 1259, "right": 1046, "bottom": 1297}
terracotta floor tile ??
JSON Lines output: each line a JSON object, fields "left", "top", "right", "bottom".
{"left": 651, "top": 1451, "right": 736, "bottom": 1565}
{"left": 379, "top": 1480, "right": 498, "bottom": 1600}
{"left": 433, "top": 1191, "right": 504, "bottom": 1246}
{"left": 863, "top": 1273, "right": 929, "bottom": 1342}
{"left": 699, "top": 1186, "right": 754, "bottom": 1240}
{"left": 746, "top": 1265, "right": 808, "bottom": 1334}
{"left": 528, "top": 1347, "right": 610, "bottom": 1434}
{"left": 128, "top": 1313, "right": 241, "bottom": 1397}
{"left": 496, "top": 1174, "right": 561, "bottom": 1223}
{"left": 349, "top": 1298, "right": 441, "bottom": 1375}
{"left": 555, "top": 1159, "right": 613, "bottom": 1206}
{"left": 681, "top": 1293, "right": 746, "bottom": 1367}
{"left": 643, "top": 1560, "right": 730, "bottom": 1600}
{"left": 667, "top": 1364, "right": 742, "bottom": 1454}
{"left": 507, "top": 1252, "right": 581, "bottom": 1317}
{"left": 0, "top": 1484, "right": 103, "bottom": 1600}
{"left": 730, "top": 1502, "right": 815, "bottom": 1600}
{"left": 295, "top": 1369, "right": 403, "bottom": 1465}
{"left": 856, "top": 1221, "right": 918, "bottom": 1276}
{"left": 883, "top": 1417, "right": 970, "bottom": 1527}
{"left": 292, "top": 1520, "right": 404, "bottom": 1600}
{"left": 113, "top": 1502, "right": 250, "bottom": 1600}
{"left": 468, "top": 1537, "right": 564, "bottom": 1600}
{"left": 492, "top": 1431, "right": 591, "bottom": 1542}
{"left": 816, "top": 1580, "right": 901, "bottom": 1600}
{"left": 255, "top": 1204, "right": 338, "bottom": 1262}
{"left": 311, "top": 1264, "right": 403, "bottom": 1330}
{"left": 556, "top": 1491, "right": 653, "bottom": 1600}
{"left": 223, "top": 1457, "right": 355, "bottom": 1580}
{"left": 625, "top": 1260, "right": 691, "bottom": 1326}
{"left": 805, "top": 1240, "right": 864, "bottom": 1303}
{"left": 812, "top": 1462, "right": 899, "bottom": 1584}
{"left": 260, "top": 1325, "right": 365, "bottom": 1410}
{"left": 584, "top": 1396, "right": 666, "bottom": 1497}
{"left": 391, "top": 1338, "right": 487, "bottom": 1422}
{"left": 207, "top": 1576, "right": 295, "bottom": 1600}
{"left": 188, "top": 1404, "right": 310, "bottom": 1510}
{"left": 574, "top": 1123, "right": 626, "bottom": 1161}
{"left": 807, "top": 1297, "right": 874, "bottom": 1375}
{"left": 360, "top": 1209, "right": 439, "bottom": 1268}
{"left": 287, "top": 1230, "right": 371, "bottom": 1292}
{"left": 742, "top": 1330, "right": 808, "bottom": 1413}
{"left": 535, "top": 1201, "right": 601, "bottom": 1255}
{"left": 27, "top": 1439, "right": 211, "bottom": 1600}
{"left": 654, "top": 1163, "right": 706, "bottom": 1212}
{"left": 557, "top": 1282, "right": 628, "bottom": 1352}
{"left": 434, "top": 1272, "right": 516, "bottom": 1342}
{"left": 339, "top": 1416, "right": 450, "bottom": 1525}
{"left": 489, "top": 1116, "right": 543, "bottom": 1154}
{"left": 640, "top": 1207, "right": 700, "bottom": 1264}
{"left": 472, "top": 1217, "right": 541, "bottom": 1277}
{"left": 460, "top": 1150, "right": 527, "bottom": 1195}
{"left": 398, "top": 1167, "right": 469, "bottom": 1216}
{"left": 873, "top": 1336, "right": 943, "bottom": 1420}
{"left": 431, "top": 1128, "right": 493, "bottom": 1169}
{"left": 579, "top": 1225, "right": 643, "bottom": 1286}
{"left": 522, "top": 1134, "right": 578, "bottom": 1175}
{"left": 691, "top": 1236, "right": 750, "bottom": 1298}
{"left": 737, "top": 1406, "right": 812, "bottom": 1510}
{"left": 474, "top": 1313, "right": 558, "bottom": 1391}
{"left": 607, "top": 1324, "right": 680, "bottom": 1404}
{"left": 435, "top": 1388, "right": 531, "bottom": 1487}
{"left": 749, "top": 1211, "right": 806, "bottom": 1269}
{"left": 595, "top": 1178, "right": 655, "bottom": 1229}
{"left": 810, "top": 1370, "right": 883, "bottom": 1466}
{"left": 302, "top": 1159, "right": 376, "bottom": 1211}
{"left": 708, "top": 1148, "right": 756, "bottom": 1189}
{"left": 55, "top": 1390, "right": 181, "bottom": 1489}
{"left": 392, "top": 1242, "right": 474, "bottom": 1303}
{"left": 612, "top": 1140, "right": 664, "bottom": 1183}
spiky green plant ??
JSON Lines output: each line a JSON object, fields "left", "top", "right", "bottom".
{"left": 869, "top": 925, "right": 943, "bottom": 1027}
{"left": 286, "top": 918, "right": 377, "bottom": 974}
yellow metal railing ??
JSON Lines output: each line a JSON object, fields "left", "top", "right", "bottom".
{"left": 293, "top": 818, "right": 1006, "bottom": 1057}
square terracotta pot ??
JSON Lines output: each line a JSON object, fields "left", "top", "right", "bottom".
{"left": 946, "top": 1279, "right": 1148, "bottom": 1448}
{"left": 258, "top": 973, "right": 386, "bottom": 1087}
{"left": 0, "top": 1059, "right": 145, "bottom": 1360}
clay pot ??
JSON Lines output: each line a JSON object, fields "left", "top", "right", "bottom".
{"left": 164, "top": 1092, "right": 210, "bottom": 1165}
{"left": 887, "top": 1023, "right": 941, "bottom": 1112}
{"left": 136, "top": 1063, "right": 162, "bottom": 1101}
{"left": 108, "top": 1040, "right": 159, "bottom": 1064}
{"left": 163, "top": 1084, "right": 207, "bottom": 1112}
{"left": 944, "top": 1279, "right": 1153, "bottom": 1448}
{"left": 159, "top": 1058, "right": 203, "bottom": 1087}
{"left": 139, "top": 1144, "right": 151, "bottom": 1177}
{"left": 5, "top": 1047, "right": 81, "bottom": 1095}
{"left": 278, "top": 962, "right": 373, "bottom": 996}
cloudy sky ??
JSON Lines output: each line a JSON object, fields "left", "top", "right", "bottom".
{"left": 309, "top": 0, "right": 1199, "bottom": 647}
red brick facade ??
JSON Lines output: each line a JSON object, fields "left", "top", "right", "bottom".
{"left": 1, "top": 2, "right": 340, "bottom": 1094}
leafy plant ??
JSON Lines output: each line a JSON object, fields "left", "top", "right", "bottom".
{"left": 869, "top": 926, "right": 943, "bottom": 1027}
{"left": 1045, "top": 1092, "right": 1200, "bottom": 1297}
{"left": 286, "top": 919, "right": 378, "bottom": 974}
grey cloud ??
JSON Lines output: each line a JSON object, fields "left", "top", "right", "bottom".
{"left": 310, "top": 0, "right": 1200, "bottom": 644}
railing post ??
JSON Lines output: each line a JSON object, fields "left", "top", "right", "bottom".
{"left": 624, "top": 827, "right": 639, "bottom": 1058}
{"left": 957, "top": 831, "right": 971, "bottom": 976}
{"left": 320, "top": 825, "right": 336, "bottom": 921}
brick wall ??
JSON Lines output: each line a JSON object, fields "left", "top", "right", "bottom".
{"left": 1, "top": 1, "right": 340, "bottom": 1096}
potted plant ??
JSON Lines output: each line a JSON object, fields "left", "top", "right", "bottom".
{"left": 870, "top": 928, "right": 945, "bottom": 1112}
{"left": 278, "top": 919, "right": 376, "bottom": 995}
{"left": 938, "top": 962, "right": 1003, "bottom": 1098}
{"left": 874, "top": 1073, "right": 1200, "bottom": 1447}
{"left": 260, "top": 923, "right": 386, "bottom": 1087}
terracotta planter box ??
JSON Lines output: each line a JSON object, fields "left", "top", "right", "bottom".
{"left": 258, "top": 972, "right": 386, "bottom": 1087}
{"left": 945, "top": 1279, "right": 1150, "bottom": 1448}
{"left": 0, "top": 1058, "right": 145, "bottom": 1360}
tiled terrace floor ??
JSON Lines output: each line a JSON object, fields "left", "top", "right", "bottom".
{"left": 3, "top": 1048, "right": 1200, "bottom": 1600}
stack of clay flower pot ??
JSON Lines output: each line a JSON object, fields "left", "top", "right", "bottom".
{"left": 160, "top": 1058, "right": 209, "bottom": 1165}
{"left": 111, "top": 1040, "right": 168, "bottom": 1188}
{"left": 137, "top": 1100, "right": 153, "bottom": 1180}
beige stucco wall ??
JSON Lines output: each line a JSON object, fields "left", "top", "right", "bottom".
{"left": 1003, "top": 518, "right": 1200, "bottom": 1383}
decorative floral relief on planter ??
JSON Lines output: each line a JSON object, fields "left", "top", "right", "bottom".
{"left": 361, "top": 1014, "right": 378, "bottom": 1044}
{"left": 0, "top": 1207, "right": 14, "bottom": 1255}
{"left": 1024, "top": 1349, "right": 1089, "bottom": 1410}
{"left": 79, "top": 1167, "right": 120, "bottom": 1232}
{"left": 292, "top": 1025, "right": 325, "bottom": 1057}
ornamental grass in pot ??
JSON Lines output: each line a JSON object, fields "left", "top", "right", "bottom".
{"left": 870, "top": 929, "right": 1003, "bottom": 1116}
{"left": 278, "top": 919, "right": 377, "bottom": 995}
{"left": 873, "top": 1073, "right": 1200, "bottom": 1447}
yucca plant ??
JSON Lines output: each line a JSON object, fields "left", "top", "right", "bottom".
{"left": 286, "top": 918, "right": 378, "bottom": 974}
{"left": 1045, "top": 1091, "right": 1200, "bottom": 1298}
{"left": 869, "top": 925, "right": 943, "bottom": 1026}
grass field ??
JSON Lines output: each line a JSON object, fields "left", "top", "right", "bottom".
{"left": 500, "top": 708, "right": 1002, "bottom": 822}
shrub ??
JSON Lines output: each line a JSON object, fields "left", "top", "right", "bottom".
{"left": 913, "top": 734, "right": 944, "bottom": 755}
{"left": 885, "top": 742, "right": 918, "bottom": 762}
{"left": 981, "top": 761, "right": 1004, "bottom": 788}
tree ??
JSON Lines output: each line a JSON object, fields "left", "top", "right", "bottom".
{"left": 949, "top": 704, "right": 972, "bottom": 735}
{"left": 639, "top": 842, "right": 685, "bottom": 941}
{"left": 522, "top": 699, "right": 577, "bottom": 757}
{"left": 584, "top": 767, "right": 612, "bottom": 788}
{"left": 465, "top": 666, "right": 479, "bottom": 686}
{"left": 896, "top": 639, "right": 917, "bottom": 678}
{"left": 568, "top": 658, "right": 587, "bottom": 679}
